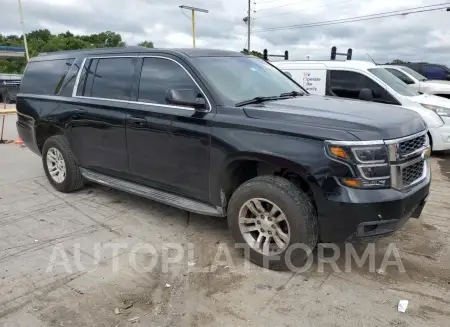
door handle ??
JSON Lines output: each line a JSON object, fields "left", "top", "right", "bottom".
{"left": 128, "top": 116, "right": 148, "bottom": 127}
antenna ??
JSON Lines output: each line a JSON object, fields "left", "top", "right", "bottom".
{"left": 366, "top": 53, "right": 377, "bottom": 65}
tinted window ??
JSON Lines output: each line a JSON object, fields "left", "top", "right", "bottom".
{"left": 329, "top": 70, "right": 400, "bottom": 104}
{"left": 20, "top": 59, "right": 74, "bottom": 95}
{"left": 385, "top": 68, "right": 415, "bottom": 84}
{"left": 138, "top": 57, "right": 200, "bottom": 104}
{"left": 192, "top": 57, "right": 306, "bottom": 105}
{"left": 87, "top": 57, "right": 135, "bottom": 100}
{"left": 422, "top": 65, "right": 450, "bottom": 80}
{"left": 399, "top": 66, "right": 427, "bottom": 81}
{"left": 368, "top": 68, "right": 418, "bottom": 96}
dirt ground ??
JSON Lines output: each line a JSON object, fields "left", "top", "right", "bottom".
{"left": 0, "top": 117, "right": 449, "bottom": 326}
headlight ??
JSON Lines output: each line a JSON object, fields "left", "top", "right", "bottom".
{"left": 421, "top": 104, "right": 450, "bottom": 117}
{"left": 325, "top": 142, "right": 390, "bottom": 189}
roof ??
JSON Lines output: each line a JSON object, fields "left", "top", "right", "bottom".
{"left": 272, "top": 60, "right": 377, "bottom": 70}
{"left": 34, "top": 47, "right": 244, "bottom": 61}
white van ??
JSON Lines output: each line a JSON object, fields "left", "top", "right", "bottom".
{"left": 379, "top": 65, "right": 450, "bottom": 99}
{"left": 272, "top": 60, "right": 450, "bottom": 151}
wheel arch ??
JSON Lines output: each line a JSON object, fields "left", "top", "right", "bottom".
{"left": 35, "top": 122, "right": 65, "bottom": 153}
{"left": 215, "top": 152, "right": 319, "bottom": 211}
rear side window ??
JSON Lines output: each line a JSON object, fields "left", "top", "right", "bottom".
{"left": 20, "top": 59, "right": 74, "bottom": 95}
{"left": 76, "top": 57, "right": 135, "bottom": 101}
{"left": 137, "top": 57, "right": 199, "bottom": 104}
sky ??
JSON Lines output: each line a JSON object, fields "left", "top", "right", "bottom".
{"left": 1, "top": 0, "right": 450, "bottom": 65}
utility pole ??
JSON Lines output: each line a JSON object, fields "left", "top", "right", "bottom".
{"left": 247, "top": 0, "right": 251, "bottom": 52}
{"left": 179, "top": 5, "right": 209, "bottom": 48}
{"left": 17, "top": 0, "right": 29, "bottom": 62}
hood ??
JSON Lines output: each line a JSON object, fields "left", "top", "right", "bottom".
{"left": 420, "top": 80, "right": 450, "bottom": 93}
{"left": 423, "top": 80, "right": 450, "bottom": 85}
{"left": 243, "top": 95, "right": 426, "bottom": 141}
{"left": 410, "top": 93, "right": 450, "bottom": 108}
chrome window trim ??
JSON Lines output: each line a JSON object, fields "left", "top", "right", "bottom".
{"left": 71, "top": 55, "right": 212, "bottom": 112}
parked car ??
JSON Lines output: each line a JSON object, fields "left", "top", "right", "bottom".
{"left": 380, "top": 65, "right": 450, "bottom": 99}
{"left": 272, "top": 60, "right": 450, "bottom": 151}
{"left": 391, "top": 63, "right": 450, "bottom": 81}
{"left": 0, "top": 74, "right": 22, "bottom": 103}
{"left": 17, "top": 47, "right": 430, "bottom": 270}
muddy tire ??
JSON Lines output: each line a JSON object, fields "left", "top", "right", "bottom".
{"left": 42, "top": 135, "right": 84, "bottom": 193}
{"left": 227, "top": 176, "right": 318, "bottom": 271}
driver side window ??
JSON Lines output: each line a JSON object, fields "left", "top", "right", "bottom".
{"left": 385, "top": 68, "right": 415, "bottom": 85}
{"left": 329, "top": 70, "right": 396, "bottom": 104}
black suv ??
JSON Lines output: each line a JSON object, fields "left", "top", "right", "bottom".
{"left": 17, "top": 47, "right": 431, "bottom": 270}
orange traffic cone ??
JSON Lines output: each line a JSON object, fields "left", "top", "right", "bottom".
{"left": 15, "top": 136, "right": 23, "bottom": 145}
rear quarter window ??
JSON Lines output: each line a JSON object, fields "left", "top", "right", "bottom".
{"left": 20, "top": 58, "right": 74, "bottom": 95}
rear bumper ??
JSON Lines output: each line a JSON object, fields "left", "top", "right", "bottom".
{"left": 16, "top": 116, "right": 40, "bottom": 155}
{"left": 317, "top": 161, "right": 431, "bottom": 242}
{"left": 429, "top": 121, "right": 450, "bottom": 151}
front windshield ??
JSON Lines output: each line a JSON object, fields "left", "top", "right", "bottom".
{"left": 192, "top": 56, "right": 306, "bottom": 105}
{"left": 400, "top": 66, "right": 427, "bottom": 81}
{"left": 368, "top": 68, "right": 419, "bottom": 97}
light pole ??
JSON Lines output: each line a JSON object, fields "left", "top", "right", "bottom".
{"left": 17, "top": 0, "right": 30, "bottom": 62}
{"left": 179, "top": 5, "right": 209, "bottom": 48}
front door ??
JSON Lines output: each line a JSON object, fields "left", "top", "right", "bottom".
{"left": 126, "top": 56, "right": 212, "bottom": 202}
{"left": 69, "top": 56, "right": 137, "bottom": 177}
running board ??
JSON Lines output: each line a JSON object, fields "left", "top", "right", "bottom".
{"left": 80, "top": 168, "right": 224, "bottom": 217}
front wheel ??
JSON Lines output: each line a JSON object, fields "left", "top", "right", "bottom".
{"left": 227, "top": 176, "right": 318, "bottom": 271}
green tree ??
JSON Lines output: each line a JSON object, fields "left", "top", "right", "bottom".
{"left": 1, "top": 30, "right": 152, "bottom": 74}
{"left": 138, "top": 41, "right": 154, "bottom": 48}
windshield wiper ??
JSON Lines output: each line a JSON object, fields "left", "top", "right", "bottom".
{"left": 279, "top": 91, "right": 304, "bottom": 97}
{"left": 235, "top": 96, "right": 280, "bottom": 107}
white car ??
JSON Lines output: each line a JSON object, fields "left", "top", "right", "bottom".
{"left": 272, "top": 60, "right": 450, "bottom": 151}
{"left": 380, "top": 65, "right": 450, "bottom": 99}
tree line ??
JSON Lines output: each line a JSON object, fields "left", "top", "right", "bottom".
{"left": 0, "top": 29, "right": 154, "bottom": 74}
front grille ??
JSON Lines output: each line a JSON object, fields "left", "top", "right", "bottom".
{"left": 402, "top": 161, "right": 424, "bottom": 187}
{"left": 398, "top": 134, "right": 426, "bottom": 157}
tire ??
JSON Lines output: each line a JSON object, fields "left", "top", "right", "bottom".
{"left": 227, "top": 176, "right": 318, "bottom": 271}
{"left": 42, "top": 135, "right": 84, "bottom": 193}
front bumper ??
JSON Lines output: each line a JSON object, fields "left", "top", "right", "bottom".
{"left": 429, "top": 118, "right": 450, "bottom": 151}
{"left": 317, "top": 161, "right": 431, "bottom": 242}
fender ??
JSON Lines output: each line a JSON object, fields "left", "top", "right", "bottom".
{"left": 210, "top": 151, "right": 325, "bottom": 209}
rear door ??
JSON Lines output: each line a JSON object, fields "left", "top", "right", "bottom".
{"left": 70, "top": 56, "right": 137, "bottom": 177}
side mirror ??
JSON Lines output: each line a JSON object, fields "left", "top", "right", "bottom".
{"left": 446, "top": 74, "right": 450, "bottom": 81}
{"left": 166, "top": 89, "right": 207, "bottom": 111}
{"left": 284, "top": 71, "right": 292, "bottom": 78}
{"left": 359, "top": 88, "right": 374, "bottom": 101}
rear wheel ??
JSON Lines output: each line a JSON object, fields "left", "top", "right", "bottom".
{"left": 228, "top": 176, "right": 318, "bottom": 271}
{"left": 42, "top": 135, "right": 84, "bottom": 193}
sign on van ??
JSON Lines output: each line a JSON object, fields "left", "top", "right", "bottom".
{"left": 298, "top": 70, "right": 326, "bottom": 95}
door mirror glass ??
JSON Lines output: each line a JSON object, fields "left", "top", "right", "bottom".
{"left": 166, "top": 89, "right": 207, "bottom": 110}
{"left": 359, "top": 88, "right": 374, "bottom": 101}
